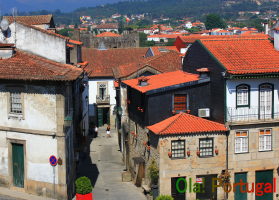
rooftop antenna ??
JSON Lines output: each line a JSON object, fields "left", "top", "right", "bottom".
{"left": 12, "top": 7, "right": 17, "bottom": 47}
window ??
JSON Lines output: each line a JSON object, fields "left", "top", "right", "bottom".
{"left": 235, "top": 130, "right": 248, "bottom": 153}
{"left": 199, "top": 138, "right": 213, "bottom": 157}
{"left": 171, "top": 140, "right": 185, "bottom": 158}
{"left": 259, "top": 129, "right": 272, "bottom": 151}
{"left": 10, "top": 92, "right": 22, "bottom": 114}
{"left": 98, "top": 83, "right": 107, "bottom": 99}
{"left": 236, "top": 84, "right": 249, "bottom": 107}
{"left": 173, "top": 94, "right": 187, "bottom": 112}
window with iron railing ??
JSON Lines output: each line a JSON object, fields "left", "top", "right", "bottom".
{"left": 10, "top": 92, "right": 22, "bottom": 114}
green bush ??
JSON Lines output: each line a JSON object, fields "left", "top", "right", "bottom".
{"left": 148, "top": 160, "right": 159, "bottom": 185}
{"left": 155, "top": 195, "right": 174, "bottom": 200}
{"left": 75, "top": 176, "right": 93, "bottom": 194}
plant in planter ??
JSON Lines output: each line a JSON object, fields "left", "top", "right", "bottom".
{"left": 155, "top": 195, "right": 174, "bottom": 200}
{"left": 148, "top": 160, "right": 159, "bottom": 199}
{"left": 75, "top": 176, "right": 93, "bottom": 200}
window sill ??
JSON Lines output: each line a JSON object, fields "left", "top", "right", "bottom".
{"left": 8, "top": 113, "right": 24, "bottom": 120}
{"left": 171, "top": 157, "right": 186, "bottom": 160}
{"left": 199, "top": 156, "right": 214, "bottom": 158}
{"left": 259, "top": 150, "right": 272, "bottom": 152}
{"left": 235, "top": 152, "right": 249, "bottom": 154}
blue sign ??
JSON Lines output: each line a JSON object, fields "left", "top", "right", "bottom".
{"left": 49, "top": 155, "right": 57, "bottom": 166}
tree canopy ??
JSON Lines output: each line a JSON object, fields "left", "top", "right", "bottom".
{"left": 205, "top": 14, "right": 227, "bottom": 30}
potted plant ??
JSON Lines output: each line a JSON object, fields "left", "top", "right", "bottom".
{"left": 75, "top": 176, "right": 93, "bottom": 200}
{"left": 149, "top": 160, "right": 159, "bottom": 200}
{"left": 155, "top": 195, "right": 174, "bottom": 200}
{"left": 168, "top": 151, "right": 172, "bottom": 158}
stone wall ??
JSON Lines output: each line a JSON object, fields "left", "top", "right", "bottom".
{"left": 79, "top": 32, "right": 139, "bottom": 49}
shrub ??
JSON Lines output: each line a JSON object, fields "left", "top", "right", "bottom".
{"left": 155, "top": 195, "right": 174, "bottom": 200}
{"left": 75, "top": 176, "right": 93, "bottom": 194}
{"left": 148, "top": 160, "right": 159, "bottom": 185}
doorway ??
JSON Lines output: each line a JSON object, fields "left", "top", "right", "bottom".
{"left": 12, "top": 143, "right": 24, "bottom": 188}
{"left": 255, "top": 170, "right": 273, "bottom": 200}
{"left": 171, "top": 176, "right": 186, "bottom": 200}
{"left": 234, "top": 172, "right": 247, "bottom": 200}
{"left": 97, "top": 107, "right": 110, "bottom": 127}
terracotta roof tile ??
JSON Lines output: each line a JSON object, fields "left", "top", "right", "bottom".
{"left": 113, "top": 51, "right": 182, "bottom": 78}
{"left": 199, "top": 36, "right": 279, "bottom": 75}
{"left": 178, "top": 34, "right": 267, "bottom": 44}
{"left": 147, "top": 112, "right": 227, "bottom": 135}
{"left": 0, "top": 50, "right": 82, "bottom": 81}
{"left": 82, "top": 47, "right": 148, "bottom": 77}
{"left": 150, "top": 46, "right": 179, "bottom": 56}
{"left": 96, "top": 32, "right": 121, "bottom": 37}
{"left": 148, "top": 34, "right": 183, "bottom": 39}
{"left": 122, "top": 70, "right": 199, "bottom": 93}
{"left": 3, "top": 15, "right": 53, "bottom": 25}
{"left": 96, "top": 23, "right": 118, "bottom": 29}
{"left": 69, "top": 39, "right": 83, "bottom": 45}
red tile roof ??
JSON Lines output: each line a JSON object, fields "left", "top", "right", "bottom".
{"left": 178, "top": 34, "right": 267, "bottom": 44}
{"left": 96, "top": 32, "right": 121, "bottom": 37}
{"left": 148, "top": 34, "right": 183, "bottom": 39}
{"left": 113, "top": 51, "right": 182, "bottom": 78}
{"left": 82, "top": 47, "right": 148, "bottom": 77}
{"left": 147, "top": 112, "right": 227, "bottom": 135}
{"left": 3, "top": 15, "right": 53, "bottom": 25}
{"left": 199, "top": 36, "right": 279, "bottom": 75}
{"left": 69, "top": 39, "right": 83, "bottom": 45}
{"left": 150, "top": 46, "right": 179, "bottom": 56}
{"left": 0, "top": 50, "right": 82, "bottom": 81}
{"left": 122, "top": 70, "right": 199, "bottom": 93}
{"left": 96, "top": 23, "right": 118, "bottom": 29}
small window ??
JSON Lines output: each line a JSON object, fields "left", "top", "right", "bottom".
{"left": 173, "top": 94, "right": 187, "bottom": 112}
{"left": 236, "top": 84, "right": 249, "bottom": 107}
{"left": 235, "top": 130, "right": 248, "bottom": 153}
{"left": 171, "top": 140, "right": 185, "bottom": 158}
{"left": 259, "top": 129, "right": 272, "bottom": 151}
{"left": 199, "top": 138, "right": 213, "bottom": 157}
{"left": 10, "top": 92, "right": 22, "bottom": 114}
{"left": 98, "top": 83, "right": 107, "bottom": 99}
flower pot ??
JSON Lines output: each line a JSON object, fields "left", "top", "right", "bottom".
{"left": 147, "top": 146, "right": 151, "bottom": 151}
{"left": 187, "top": 151, "right": 190, "bottom": 157}
{"left": 197, "top": 150, "right": 200, "bottom": 156}
{"left": 76, "top": 193, "right": 93, "bottom": 200}
{"left": 215, "top": 149, "right": 219, "bottom": 155}
{"left": 151, "top": 185, "right": 159, "bottom": 200}
{"left": 168, "top": 152, "right": 172, "bottom": 158}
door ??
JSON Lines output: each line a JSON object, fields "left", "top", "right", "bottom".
{"left": 171, "top": 177, "right": 186, "bottom": 200}
{"left": 97, "top": 107, "right": 103, "bottom": 127}
{"left": 255, "top": 170, "right": 273, "bottom": 200}
{"left": 259, "top": 84, "right": 273, "bottom": 120}
{"left": 196, "top": 174, "right": 217, "bottom": 200}
{"left": 235, "top": 173, "right": 247, "bottom": 200}
{"left": 12, "top": 143, "right": 24, "bottom": 188}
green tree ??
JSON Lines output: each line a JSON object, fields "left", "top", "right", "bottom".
{"left": 205, "top": 14, "right": 227, "bottom": 30}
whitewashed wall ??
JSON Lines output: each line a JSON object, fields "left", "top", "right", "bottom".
{"left": 0, "top": 85, "right": 57, "bottom": 132}
{"left": 88, "top": 78, "right": 116, "bottom": 116}
{"left": 226, "top": 78, "right": 279, "bottom": 108}
{"left": 0, "top": 22, "right": 66, "bottom": 63}
{"left": 0, "top": 131, "right": 58, "bottom": 184}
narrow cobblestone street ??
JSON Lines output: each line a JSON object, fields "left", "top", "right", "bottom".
{"left": 77, "top": 127, "right": 146, "bottom": 200}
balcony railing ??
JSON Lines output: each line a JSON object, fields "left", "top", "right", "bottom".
{"left": 226, "top": 106, "right": 279, "bottom": 123}
{"left": 96, "top": 95, "right": 110, "bottom": 104}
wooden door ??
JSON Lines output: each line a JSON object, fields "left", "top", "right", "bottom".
{"left": 12, "top": 143, "right": 24, "bottom": 188}
{"left": 256, "top": 170, "right": 273, "bottom": 200}
{"left": 171, "top": 177, "right": 186, "bottom": 200}
{"left": 97, "top": 108, "right": 103, "bottom": 127}
{"left": 235, "top": 173, "right": 247, "bottom": 200}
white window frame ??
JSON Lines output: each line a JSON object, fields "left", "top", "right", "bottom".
{"left": 259, "top": 129, "right": 272, "bottom": 151}
{"left": 236, "top": 85, "right": 249, "bottom": 107}
{"left": 171, "top": 140, "right": 185, "bottom": 159}
{"left": 235, "top": 130, "right": 248, "bottom": 153}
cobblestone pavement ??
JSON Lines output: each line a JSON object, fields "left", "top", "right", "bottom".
{"left": 77, "top": 127, "right": 146, "bottom": 200}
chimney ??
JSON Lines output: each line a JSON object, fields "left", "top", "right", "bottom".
{"left": 274, "top": 27, "right": 279, "bottom": 51}
{"left": 264, "top": 23, "right": 269, "bottom": 35}
{"left": 138, "top": 77, "right": 149, "bottom": 86}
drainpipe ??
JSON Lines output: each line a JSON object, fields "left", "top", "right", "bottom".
{"left": 226, "top": 130, "right": 229, "bottom": 200}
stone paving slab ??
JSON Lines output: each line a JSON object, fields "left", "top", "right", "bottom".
{"left": 76, "top": 127, "right": 146, "bottom": 200}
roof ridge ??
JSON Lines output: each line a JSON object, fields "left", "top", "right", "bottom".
{"left": 160, "top": 112, "right": 184, "bottom": 134}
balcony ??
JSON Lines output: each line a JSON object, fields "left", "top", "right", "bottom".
{"left": 226, "top": 106, "right": 279, "bottom": 124}
{"left": 96, "top": 95, "right": 110, "bottom": 104}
